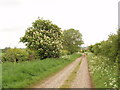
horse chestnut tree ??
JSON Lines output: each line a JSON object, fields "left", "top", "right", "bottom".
{"left": 20, "top": 18, "right": 63, "bottom": 59}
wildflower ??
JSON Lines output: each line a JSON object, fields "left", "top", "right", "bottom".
{"left": 109, "top": 83, "right": 113, "bottom": 86}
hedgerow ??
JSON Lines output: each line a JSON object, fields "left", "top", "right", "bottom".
{"left": 89, "top": 32, "right": 118, "bottom": 63}
{"left": 2, "top": 48, "right": 39, "bottom": 62}
{"left": 88, "top": 30, "right": 119, "bottom": 88}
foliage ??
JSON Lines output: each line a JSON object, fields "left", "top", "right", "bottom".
{"left": 88, "top": 45, "right": 94, "bottom": 53}
{"left": 2, "top": 48, "right": 29, "bottom": 62}
{"left": 118, "top": 29, "right": 120, "bottom": 88}
{"left": 26, "top": 49, "right": 40, "bottom": 61}
{"left": 88, "top": 30, "right": 119, "bottom": 88}
{"left": 1, "top": 47, "right": 11, "bottom": 53}
{"left": 118, "top": 29, "right": 120, "bottom": 62}
{"left": 20, "top": 18, "right": 63, "bottom": 59}
{"left": 2, "top": 54, "right": 81, "bottom": 88}
{"left": 63, "top": 28, "right": 83, "bottom": 54}
{"left": 0, "top": 64, "right": 1, "bottom": 89}
{"left": 80, "top": 47, "right": 89, "bottom": 53}
{"left": 88, "top": 53, "right": 118, "bottom": 88}
{"left": 61, "top": 50, "right": 70, "bottom": 56}
{"left": 2, "top": 48, "right": 39, "bottom": 62}
{"left": 88, "top": 33, "right": 118, "bottom": 62}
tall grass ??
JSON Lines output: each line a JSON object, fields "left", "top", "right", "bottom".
{"left": 87, "top": 53, "right": 118, "bottom": 88}
{"left": 0, "top": 64, "right": 2, "bottom": 89}
{"left": 2, "top": 53, "right": 81, "bottom": 88}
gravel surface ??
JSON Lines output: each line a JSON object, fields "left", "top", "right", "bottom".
{"left": 32, "top": 57, "right": 82, "bottom": 88}
{"left": 32, "top": 54, "right": 93, "bottom": 88}
{"left": 71, "top": 55, "right": 93, "bottom": 88}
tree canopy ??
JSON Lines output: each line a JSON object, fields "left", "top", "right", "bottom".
{"left": 63, "top": 28, "right": 84, "bottom": 54}
{"left": 20, "top": 18, "right": 63, "bottom": 59}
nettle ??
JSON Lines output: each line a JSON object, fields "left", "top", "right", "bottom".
{"left": 20, "top": 18, "right": 63, "bottom": 59}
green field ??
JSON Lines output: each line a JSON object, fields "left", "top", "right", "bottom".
{"left": 87, "top": 53, "right": 118, "bottom": 88}
{"left": 2, "top": 53, "right": 81, "bottom": 88}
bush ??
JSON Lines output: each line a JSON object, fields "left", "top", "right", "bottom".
{"left": 2, "top": 48, "right": 39, "bottom": 62}
{"left": 61, "top": 50, "right": 70, "bottom": 56}
{"left": 2, "top": 48, "right": 28, "bottom": 62}
{"left": 26, "top": 49, "right": 40, "bottom": 61}
{"left": 88, "top": 33, "right": 118, "bottom": 62}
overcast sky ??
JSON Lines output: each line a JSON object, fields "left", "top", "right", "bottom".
{"left": 0, "top": 0, "right": 119, "bottom": 49}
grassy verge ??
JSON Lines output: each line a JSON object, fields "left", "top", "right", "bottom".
{"left": 60, "top": 59, "right": 82, "bottom": 88}
{"left": 0, "top": 64, "right": 2, "bottom": 89}
{"left": 87, "top": 53, "right": 118, "bottom": 88}
{"left": 2, "top": 53, "right": 82, "bottom": 88}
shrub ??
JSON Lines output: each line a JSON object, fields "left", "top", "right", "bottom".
{"left": 61, "top": 50, "right": 70, "bottom": 56}
{"left": 26, "top": 49, "right": 40, "bottom": 61}
{"left": 2, "top": 48, "right": 40, "bottom": 62}
{"left": 88, "top": 33, "right": 118, "bottom": 62}
{"left": 2, "top": 48, "right": 29, "bottom": 62}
